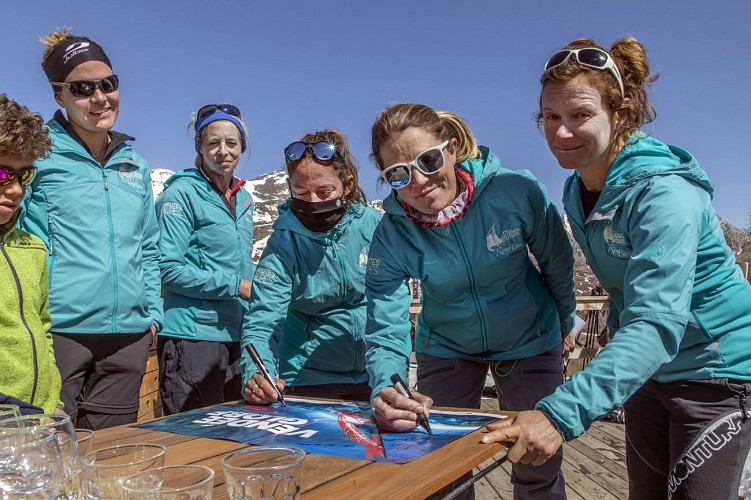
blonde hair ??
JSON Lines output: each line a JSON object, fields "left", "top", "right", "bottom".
{"left": 39, "top": 27, "right": 74, "bottom": 70}
{"left": 287, "top": 128, "right": 367, "bottom": 205}
{"left": 538, "top": 36, "right": 659, "bottom": 151}
{"left": 370, "top": 103, "right": 481, "bottom": 170}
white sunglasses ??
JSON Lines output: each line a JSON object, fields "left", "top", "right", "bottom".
{"left": 544, "top": 48, "right": 624, "bottom": 97}
{"left": 380, "top": 141, "right": 449, "bottom": 190}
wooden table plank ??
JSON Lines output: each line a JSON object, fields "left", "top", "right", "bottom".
{"left": 89, "top": 406, "right": 510, "bottom": 499}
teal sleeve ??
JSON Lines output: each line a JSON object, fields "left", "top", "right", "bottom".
{"left": 525, "top": 178, "right": 576, "bottom": 333}
{"left": 141, "top": 169, "right": 164, "bottom": 331}
{"left": 364, "top": 227, "right": 413, "bottom": 401}
{"left": 156, "top": 187, "right": 240, "bottom": 300}
{"left": 239, "top": 238, "right": 293, "bottom": 389}
{"left": 537, "top": 177, "right": 701, "bottom": 440}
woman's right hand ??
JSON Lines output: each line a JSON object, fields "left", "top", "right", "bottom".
{"left": 372, "top": 386, "right": 433, "bottom": 432}
{"left": 243, "top": 372, "right": 286, "bottom": 405}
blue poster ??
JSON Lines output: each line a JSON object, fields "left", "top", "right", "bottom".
{"left": 137, "top": 398, "right": 504, "bottom": 464}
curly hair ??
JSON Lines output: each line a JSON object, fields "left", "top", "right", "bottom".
{"left": 0, "top": 94, "right": 51, "bottom": 163}
{"left": 537, "top": 36, "right": 659, "bottom": 151}
{"left": 286, "top": 129, "right": 367, "bottom": 205}
{"left": 370, "top": 102, "right": 481, "bottom": 171}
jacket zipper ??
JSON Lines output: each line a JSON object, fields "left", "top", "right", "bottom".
{"left": 449, "top": 221, "right": 488, "bottom": 353}
{"left": 102, "top": 168, "right": 119, "bottom": 333}
{"left": 332, "top": 236, "right": 358, "bottom": 371}
{"left": 0, "top": 237, "right": 39, "bottom": 404}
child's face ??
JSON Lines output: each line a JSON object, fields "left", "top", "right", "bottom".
{"left": 0, "top": 156, "right": 32, "bottom": 225}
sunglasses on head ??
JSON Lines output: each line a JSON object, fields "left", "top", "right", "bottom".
{"left": 544, "top": 48, "right": 624, "bottom": 97}
{"left": 196, "top": 104, "right": 242, "bottom": 121}
{"left": 380, "top": 141, "right": 449, "bottom": 190}
{"left": 0, "top": 165, "right": 37, "bottom": 187}
{"left": 284, "top": 141, "right": 340, "bottom": 165}
{"left": 51, "top": 74, "right": 119, "bottom": 98}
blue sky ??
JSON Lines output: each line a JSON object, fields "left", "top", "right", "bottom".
{"left": 3, "top": 1, "right": 750, "bottom": 227}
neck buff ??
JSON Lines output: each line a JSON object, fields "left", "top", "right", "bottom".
{"left": 290, "top": 196, "right": 347, "bottom": 232}
{"left": 403, "top": 167, "right": 475, "bottom": 227}
{"left": 194, "top": 110, "right": 247, "bottom": 154}
{"left": 43, "top": 37, "right": 112, "bottom": 92}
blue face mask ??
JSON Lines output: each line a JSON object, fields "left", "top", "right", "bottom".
{"left": 290, "top": 196, "right": 347, "bottom": 232}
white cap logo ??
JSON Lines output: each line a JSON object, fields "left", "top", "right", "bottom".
{"left": 63, "top": 41, "right": 90, "bottom": 64}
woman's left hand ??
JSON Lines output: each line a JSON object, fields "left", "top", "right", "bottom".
{"left": 481, "top": 410, "right": 563, "bottom": 465}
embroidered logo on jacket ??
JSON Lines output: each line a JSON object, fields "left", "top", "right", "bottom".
{"left": 603, "top": 223, "right": 631, "bottom": 258}
{"left": 161, "top": 202, "right": 183, "bottom": 215}
{"left": 119, "top": 165, "right": 144, "bottom": 189}
{"left": 359, "top": 246, "right": 369, "bottom": 267}
{"left": 486, "top": 224, "right": 523, "bottom": 256}
{"left": 366, "top": 258, "right": 380, "bottom": 276}
{"left": 254, "top": 267, "right": 278, "bottom": 285}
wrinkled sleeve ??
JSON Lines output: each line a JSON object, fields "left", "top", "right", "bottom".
{"left": 141, "top": 169, "right": 164, "bottom": 331}
{"left": 156, "top": 186, "right": 240, "bottom": 301}
{"left": 525, "top": 178, "right": 576, "bottom": 333}
{"left": 537, "top": 177, "right": 700, "bottom": 440}
{"left": 39, "top": 260, "right": 62, "bottom": 410}
{"left": 364, "top": 223, "right": 413, "bottom": 401}
{"left": 239, "top": 237, "right": 294, "bottom": 389}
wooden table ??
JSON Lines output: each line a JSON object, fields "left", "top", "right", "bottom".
{"left": 92, "top": 406, "right": 511, "bottom": 499}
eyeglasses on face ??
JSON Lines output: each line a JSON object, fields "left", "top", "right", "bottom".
{"left": 380, "top": 141, "right": 449, "bottom": 190}
{"left": 284, "top": 141, "right": 340, "bottom": 165}
{"left": 51, "top": 74, "right": 119, "bottom": 98}
{"left": 0, "top": 165, "right": 37, "bottom": 187}
{"left": 544, "top": 48, "right": 624, "bottom": 97}
{"left": 196, "top": 104, "right": 242, "bottom": 121}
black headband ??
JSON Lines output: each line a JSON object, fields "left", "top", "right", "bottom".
{"left": 43, "top": 37, "right": 112, "bottom": 91}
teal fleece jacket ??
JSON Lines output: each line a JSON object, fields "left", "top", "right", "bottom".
{"left": 156, "top": 168, "right": 255, "bottom": 342}
{"left": 240, "top": 201, "right": 381, "bottom": 388}
{"left": 365, "top": 147, "right": 576, "bottom": 399}
{"left": 0, "top": 212, "right": 62, "bottom": 413}
{"left": 538, "top": 136, "right": 751, "bottom": 440}
{"left": 22, "top": 118, "right": 163, "bottom": 334}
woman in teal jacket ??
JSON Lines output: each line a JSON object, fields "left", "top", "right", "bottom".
{"left": 156, "top": 104, "right": 255, "bottom": 415}
{"left": 366, "top": 103, "right": 575, "bottom": 499}
{"left": 241, "top": 129, "right": 381, "bottom": 403}
{"left": 21, "top": 29, "right": 162, "bottom": 430}
{"left": 484, "top": 36, "right": 751, "bottom": 499}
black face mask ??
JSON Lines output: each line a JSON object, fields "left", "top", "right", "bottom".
{"left": 290, "top": 196, "right": 347, "bottom": 232}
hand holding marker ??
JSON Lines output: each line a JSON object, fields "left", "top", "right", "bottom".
{"left": 391, "top": 373, "right": 432, "bottom": 435}
{"left": 245, "top": 343, "right": 286, "bottom": 406}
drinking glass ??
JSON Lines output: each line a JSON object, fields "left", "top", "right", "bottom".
{"left": 0, "top": 429, "right": 64, "bottom": 498}
{"left": 80, "top": 443, "right": 166, "bottom": 499}
{"left": 119, "top": 465, "right": 215, "bottom": 499}
{"left": 0, "top": 414, "right": 78, "bottom": 497}
{"left": 222, "top": 446, "right": 304, "bottom": 500}
{"left": 59, "top": 429, "right": 95, "bottom": 499}
{"left": 0, "top": 404, "right": 20, "bottom": 422}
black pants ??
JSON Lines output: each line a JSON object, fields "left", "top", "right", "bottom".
{"left": 52, "top": 331, "right": 152, "bottom": 430}
{"left": 417, "top": 347, "right": 566, "bottom": 500}
{"left": 624, "top": 378, "right": 751, "bottom": 499}
{"left": 157, "top": 337, "right": 241, "bottom": 415}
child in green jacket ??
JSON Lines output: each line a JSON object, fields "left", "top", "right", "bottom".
{"left": 0, "top": 93, "right": 62, "bottom": 415}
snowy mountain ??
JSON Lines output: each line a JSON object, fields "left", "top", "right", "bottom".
{"left": 151, "top": 168, "right": 751, "bottom": 294}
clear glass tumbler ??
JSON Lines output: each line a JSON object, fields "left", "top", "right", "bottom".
{"left": 221, "top": 446, "right": 304, "bottom": 500}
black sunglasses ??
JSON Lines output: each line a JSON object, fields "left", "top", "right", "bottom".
{"left": 0, "top": 165, "right": 37, "bottom": 187}
{"left": 196, "top": 104, "right": 242, "bottom": 121}
{"left": 51, "top": 74, "right": 120, "bottom": 98}
{"left": 284, "top": 141, "right": 340, "bottom": 164}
